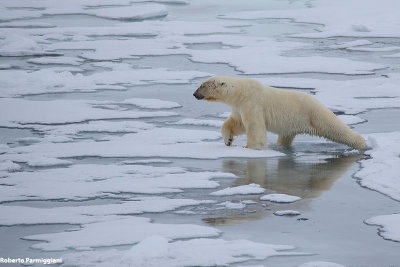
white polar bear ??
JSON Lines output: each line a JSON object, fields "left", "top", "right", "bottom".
{"left": 193, "top": 76, "right": 366, "bottom": 150}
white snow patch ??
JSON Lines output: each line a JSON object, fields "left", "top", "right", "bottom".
{"left": 0, "top": 197, "right": 203, "bottom": 225}
{"left": 189, "top": 38, "right": 382, "bottom": 75}
{"left": 24, "top": 217, "right": 220, "bottom": 251}
{"left": 218, "top": 112, "right": 231, "bottom": 118}
{"left": 260, "top": 194, "right": 302, "bottom": 203}
{"left": 0, "top": 163, "right": 235, "bottom": 202}
{"left": 274, "top": 210, "right": 301, "bottom": 216}
{"left": 218, "top": 201, "right": 247, "bottom": 210}
{"left": 85, "top": 5, "right": 167, "bottom": 21}
{"left": 120, "top": 159, "right": 171, "bottom": 165}
{"left": 36, "top": 120, "right": 155, "bottom": 139}
{"left": 27, "top": 56, "right": 84, "bottom": 66}
{"left": 0, "top": 160, "right": 21, "bottom": 172}
{"left": 329, "top": 40, "right": 373, "bottom": 49}
{"left": 171, "top": 118, "right": 224, "bottom": 127}
{"left": 0, "top": 68, "right": 209, "bottom": 97}
{"left": 3, "top": 127, "right": 284, "bottom": 162}
{"left": 337, "top": 115, "right": 366, "bottom": 125}
{"left": 26, "top": 157, "right": 73, "bottom": 167}
{"left": 355, "top": 132, "right": 400, "bottom": 201}
{"left": 365, "top": 213, "right": 400, "bottom": 242}
{"left": 298, "top": 261, "right": 346, "bottom": 267}
{"left": 0, "top": 35, "right": 53, "bottom": 56}
{"left": 222, "top": 0, "right": 400, "bottom": 38}
{"left": 211, "top": 184, "right": 266, "bottom": 196}
{"left": 61, "top": 236, "right": 300, "bottom": 266}
{"left": 121, "top": 98, "right": 181, "bottom": 109}
{"left": 0, "top": 22, "right": 55, "bottom": 28}
{"left": 0, "top": 99, "right": 176, "bottom": 127}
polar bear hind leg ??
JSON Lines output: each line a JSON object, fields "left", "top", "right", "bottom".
{"left": 277, "top": 135, "right": 296, "bottom": 147}
{"left": 309, "top": 109, "right": 366, "bottom": 150}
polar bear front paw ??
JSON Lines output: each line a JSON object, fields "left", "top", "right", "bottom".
{"left": 224, "top": 136, "right": 234, "bottom": 146}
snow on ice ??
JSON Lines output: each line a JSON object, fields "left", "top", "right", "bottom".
{"left": 355, "top": 132, "right": 400, "bottom": 201}
{"left": 0, "top": 164, "right": 236, "bottom": 202}
{"left": 210, "top": 183, "right": 266, "bottom": 196}
{"left": 261, "top": 194, "right": 302, "bottom": 203}
{"left": 60, "top": 236, "right": 302, "bottom": 267}
{"left": 365, "top": 213, "right": 400, "bottom": 242}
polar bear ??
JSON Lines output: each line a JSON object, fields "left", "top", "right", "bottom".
{"left": 193, "top": 76, "right": 365, "bottom": 150}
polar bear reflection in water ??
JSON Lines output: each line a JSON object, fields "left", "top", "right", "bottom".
{"left": 203, "top": 154, "right": 362, "bottom": 226}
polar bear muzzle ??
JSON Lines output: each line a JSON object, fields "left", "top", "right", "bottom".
{"left": 193, "top": 80, "right": 217, "bottom": 101}
{"left": 193, "top": 90, "right": 204, "bottom": 100}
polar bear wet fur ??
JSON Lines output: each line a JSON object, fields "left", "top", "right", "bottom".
{"left": 193, "top": 76, "right": 366, "bottom": 150}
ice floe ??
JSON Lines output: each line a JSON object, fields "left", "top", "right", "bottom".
{"left": 119, "top": 98, "right": 181, "bottom": 109}
{"left": 222, "top": 0, "right": 400, "bottom": 38}
{"left": 0, "top": 197, "right": 205, "bottom": 225}
{"left": 365, "top": 213, "right": 400, "bottom": 242}
{"left": 355, "top": 132, "right": 400, "bottom": 201}
{"left": 0, "top": 160, "right": 21, "bottom": 172}
{"left": 217, "top": 201, "right": 247, "bottom": 210}
{"left": 210, "top": 183, "right": 266, "bottom": 196}
{"left": 24, "top": 217, "right": 220, "bottom": 251}
{"left": 0, "top": 34, "right": 55, "bottom": 56}
{"left": 3, "top": 127, "right": 284, "bottom": 162}
{"left": 261, "top": 194, "right": 302, "bottom": 203}
{"left": 0, "top": 164, "right": 235, "bottom": 202}
{"left": 35, "top": 120, "right": 154, "bottom": 138}
{"left": 81, "top": 4, "right": 168, "bottom": 21}
{"left": 0, "top": 68, "right": 209, "bottom": 97}
{"left": 27, "top": 56, "right": 84, "bottom": 65}
{"left": 60, "top": 236, "right": 301, "bottom": 266}
{"left": 188, "top": 37, "right": 383, "bottom": 75}
{"left": 298, "top": 262, "right": 346, "bottom": 267}
{"left": 274, "top": 210, "right": 301, "bottom": 216}
{"left": 0, "top": 98, "right": 176, "bottom": 127}
{"left": 26, "top": 157, "right": 73, "bottom": 167}
{"left": 0, "top": 2, "right": 169, "bottom": 22}
{"left": 170, "top": 118, "right": 224, "bottom": 127}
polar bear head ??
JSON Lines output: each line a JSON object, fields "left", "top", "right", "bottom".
{"left": 193, "top": 76, "right": 231, "bottom": 102}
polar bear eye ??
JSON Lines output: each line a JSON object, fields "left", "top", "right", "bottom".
{"left": 220, "top": 82, "right": 225, "bottom": 86}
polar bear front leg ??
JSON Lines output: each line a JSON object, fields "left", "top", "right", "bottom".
{"left": 221, "top": 115, "right": 245, "bottom": 146}
{"left": 242, "top": 113, "right": 266, "bottom": 150}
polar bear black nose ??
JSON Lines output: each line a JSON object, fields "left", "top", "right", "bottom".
{"left": 193, "top": 92, "right": 204, "bottom": 100}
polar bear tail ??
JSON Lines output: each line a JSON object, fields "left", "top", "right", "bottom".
{"left": 309, "top": 108, "right": 366, "bottom": 150}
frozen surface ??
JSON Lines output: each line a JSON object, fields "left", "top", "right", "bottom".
{"left": 120, "top": 98, "right": 181, "bottom": 109}
{"left": 274, "top": 210, "right": 301, "bottom": 216}
{"left": 27, "top": 56, "right": 84, "bottom": 65}
{"left": 365, "top": 213, "right": 400, "bottom": 242}
{"left": 222, "top": 0, "right": 400, "bottom": 38}
{"left": 24, "top": 217, "right": 221, "bottom": 251}
{"left": 260, "top": 194, "right": 302, "bottom": 203}
{"left": 210, "top": 183, "right": 266, "bottom": 196}
{"left": 171, "top": 118, "right": 224, "bottom": 127}
{"left": 0, "top": 98, "right": 177, "bottom": 127}
{"left": 61, "top": 236, "right": 301, "bottom": 267}
{"left": 355, "top": 132, "right": 400, "bottom": 201}
{"left": 0, "top": 68, "right": 210, "bottom": 97}
{"left": 0, "top": 164, "right": 236, "bottom": 202}
{"left": 298, "top": 262, "right": 346, "bottom": 267}
{"left": 0, "top": 197, "right": 204, "bottom": 225}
